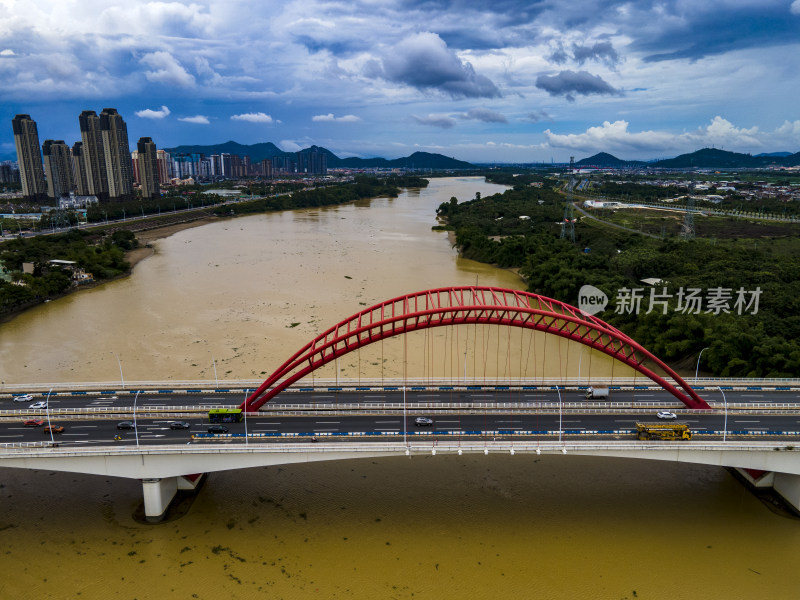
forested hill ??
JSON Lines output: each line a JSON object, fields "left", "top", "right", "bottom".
{"left": 436, "top": 174, "right": 800, "bottom": 377}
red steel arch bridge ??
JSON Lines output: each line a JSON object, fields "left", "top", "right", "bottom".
{"left": 242, "top": 286, "right": 710, "bottom": 411}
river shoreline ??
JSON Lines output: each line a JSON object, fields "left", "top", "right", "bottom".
{"left": 0, "top": 216, "right": 221, "bottom": 325}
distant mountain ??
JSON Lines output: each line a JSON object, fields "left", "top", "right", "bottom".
{"left": 575, "top": 152, "right": 645, "bottom": 168}
{"left": 164, "top": 140, "right": 287, "bottom": 162}
{"left": 162, "top": 141, "right": 476, "bottom": 170}
{"left": 652, "top": 148, "right": 800, "bottom": 169}
{"left": 755, "top": 151, "right": 792, "bottom": 157}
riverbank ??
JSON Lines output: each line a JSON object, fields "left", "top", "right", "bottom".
{"left": 0, "top": 216, "right": 221, "bottom": 325}
{"left": 125, "top": 217, "right": 220, "bottom": 269}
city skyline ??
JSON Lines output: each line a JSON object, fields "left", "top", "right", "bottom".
{"left": 1, "top": 1, "right": 799, "bottom": 163}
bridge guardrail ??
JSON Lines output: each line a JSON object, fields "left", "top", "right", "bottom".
{"left": 3, "top": 436, "right": 799, "bottom": 455}
{"left": 3, "top": 377, "right": 800, "bottom": 396}
{"left": 4, "top": 402, "right": 800, "bottom": 423}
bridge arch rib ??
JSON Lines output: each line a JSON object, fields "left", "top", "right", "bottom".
{"left": 243, "top": 286, "right": 709, "bottom": 410}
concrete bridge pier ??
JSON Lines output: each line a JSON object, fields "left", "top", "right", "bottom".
{"left": 141, "top": 473, "right": 205, "bottom": 522}
{"left": 735, "top": 468, "right": 800, "bottom": 514}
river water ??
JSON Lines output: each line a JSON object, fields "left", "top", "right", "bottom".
{"left": 1, "top": 177, "right": 798, "bottom": 599}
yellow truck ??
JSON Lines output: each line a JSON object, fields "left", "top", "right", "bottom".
{"left": 635, "top": 422, "right": 692, "bottom": 441}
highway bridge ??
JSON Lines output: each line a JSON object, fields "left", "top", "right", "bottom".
{"left": 2, "top": 381, "right": 800, "bottom": 520}
{"left": 2, "top": 286, "right": 798, "bottom": 521}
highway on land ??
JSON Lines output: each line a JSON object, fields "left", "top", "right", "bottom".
{"left": 3, "top": 389, "right": 800, "bottom": 447}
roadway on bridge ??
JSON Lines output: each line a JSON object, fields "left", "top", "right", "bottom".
{"left": 4, "top": 387, "right": 797, "bottom": 411}
{"left": 2, "top": 389, "right": 800, "bottom": 446}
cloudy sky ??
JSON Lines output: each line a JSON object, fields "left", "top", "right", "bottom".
{"left": 1, "top": 0, "right": 799, "bottom": 163}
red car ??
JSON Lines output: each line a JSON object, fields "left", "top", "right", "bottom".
{"left": 43, "top": 425, "right": 64, "bottom": 434}
{"left": 23, "top": 419, "right": 45, "bottom": 427}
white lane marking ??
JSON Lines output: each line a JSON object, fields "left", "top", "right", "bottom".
{"left": 63, "top": 433, "right": 89, "bottom": 436}
{"left": 256, "top": 422, "right": 281, "bottom": 425}
{"left": 71, "top": 425, "right": 99, "bottom": 429}
{"left": 315, "top": 421, "right": 340, "bottom": 424}
{"left": 253, "top": 429, "right": 278, "bottom": 432}
{"left": 313, "top": 429, "right": 339, "bottom": 432}
{"left": 741, "top": 395, "right": 764, "bottom": 397}
{"left": 0, "top": 435, "right": 23, "bottom": 438}
{"left": 364, "top": 395, "right": 386, "bottom": 398}
{"left": 734, "top": 420, "right": 761, "bottom": 423}
{"left": 375, "top": 420, "right": 400, "bottom": 423}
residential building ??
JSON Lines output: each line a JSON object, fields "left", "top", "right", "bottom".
{"left": 11, "top": 114, "right": 47, "bottom": 201}
{"left": 42, "top": 139, "right": 74, "bottom": 199}
{"left": 78, "top": 110, "right": 109, "bottom": 199}
{"left": 71, "top": 142, "right": 90, "bottom": 195}
{"left": 136, "top": 137, "right": 160, "bottom": 199}
{"left": 99, "top": 108, "right": 134, "bottom": 201}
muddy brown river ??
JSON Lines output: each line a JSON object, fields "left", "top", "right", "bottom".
{"left": 0, "top": 177, "right": 797, "bottom": 599}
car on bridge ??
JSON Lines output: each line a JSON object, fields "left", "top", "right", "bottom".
{"left": 29, "top": 401, "right": 48, "bottom": 409}
{"left": 656, "top": 411, "right": 677, "bottom": 420}
{"left": 207, "top": 425, "right": 229, "bottom": 434}
{"left": 414, "top": 417, "right": 434, "bottom": 427}
{"left": 14, "top": 394, "right": 34, "bottom": 402}
{"left": 23, "top": 419, "right": 44, "bottom": 427}
{"left": 116, "top": 421, "right": 136, "bottom": 430}
{"left": 43, "top": 425, "right": 64, "bottom": 434}
{"left": 169, "top": 421, "right": 191, "bottom": 430}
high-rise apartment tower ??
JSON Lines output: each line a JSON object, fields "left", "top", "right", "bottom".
{"left": 11, "top": 114, "right": 47, "bottom": 201}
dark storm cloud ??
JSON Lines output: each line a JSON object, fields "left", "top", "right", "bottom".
{"left": 463, "top": 108, "right": 507, "bottom": 123}
{"left": 572, "top": 41, "right": 619, "bottom": 66}
{"left": 411, "top": 114, "right": 457, "bottom": 128}
{"left": 525, "top": 110, "right": 552, "bottom": 123}
{"left": 368, "top": 32, "right": 502, "bottom": 98}
{"left": 535, "top": 70, "right": 621, "bottom": 102}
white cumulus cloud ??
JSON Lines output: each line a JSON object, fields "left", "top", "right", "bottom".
{"left": 179, "top": 115, "right": 210, "bottom": 124}
{"left": 135, "top": 105, "right": 171, "bottom": 119}
{"left": 792, "top": 0, "right": 800, "bottom": 15}
{"left": 139, "top": 51, "right": 195, "bottom": 87}
{"left": 231, "top": 112, "right": 274, "bottom": 123}
{"left": 544, "top": 117, "right": 771, "bottom": 157}
{"left": 312, "top": 113, "right": 361, "bottom": 123}
{"left": 0, "top": 49, "right": 15, "bottom": 57}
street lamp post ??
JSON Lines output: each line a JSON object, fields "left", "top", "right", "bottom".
{"left": 695, "top": 347, "right": 710, "bottom": 383}
{"left": 557, "top": 386, "right": 563, "bottom": 444}
{"left": 111, "top": 351, "right": 124, "bottom": 389}
{"left": 45, "top": 388, "right": 54, "bottom": 445}
{"left": 403, "top": 384, "right": 407, "bottom": 448}
{"left": 243, "top": 390, "right": 249, "bottom": 446}
{"left": 718, "top": 386, "right": 728, "bottom": 442}
{"left": 133, "top": 390, "right": 140, "bottom": 447}
{"left": 210, "top": 352, "right": 218, "bottom": 389}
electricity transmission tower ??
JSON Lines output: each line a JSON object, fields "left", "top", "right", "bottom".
{"left": 560, "top": 156, "right": 576, "bottom": 243}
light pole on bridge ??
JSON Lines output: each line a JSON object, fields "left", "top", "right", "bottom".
{"left": 45, "top": 388, "right": 54, "bottom": 445}
{"left": 133, "top": 390, "right": 140, "bottom": 447}
{"left": 695, "top": 347, "right": 710, "bottom": 383}
{"left": 718, "top": 386, "right": 728, "bottom": 442}
{"left": 209, "top": 351, "right": 218, "bottom": 389}
{"left": 110, "top": 351, "right": 125, "bottom": 389}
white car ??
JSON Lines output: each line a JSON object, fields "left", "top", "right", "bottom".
{"left": 14, "top": 394, "right": 34, "bottom": 402}
{"left": 414, "top": 417, "right": 434, "bottom": 427}
{"left": 656, "top": 411, "right": 677, "bottom": 420}
{"left": 29, "top": 401, "right": 48, "bottom": 409}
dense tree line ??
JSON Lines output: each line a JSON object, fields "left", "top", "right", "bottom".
{"left": 0, "top": 230, "right": 135, "bottom": 315}
{"left": 216, "top": 175, "right": 428, "bottom": 216}
{"left": 438, "top": 186, "right": 800, "bottom": 377}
